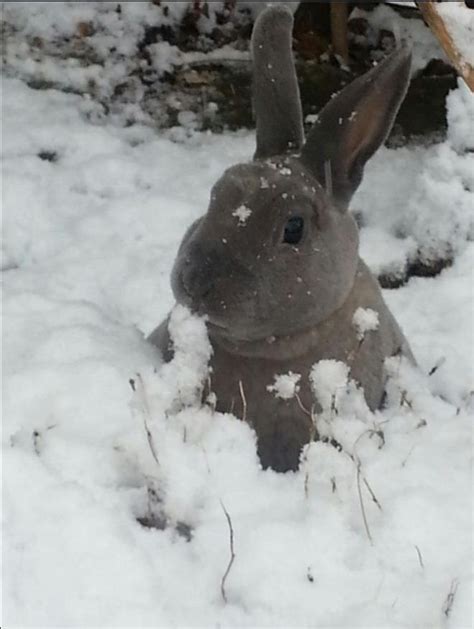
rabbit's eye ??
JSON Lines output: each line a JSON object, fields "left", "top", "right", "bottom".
{"left": 283, "top": 216, "right": 304, "bottom": 245}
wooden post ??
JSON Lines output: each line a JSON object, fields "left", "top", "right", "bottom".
{"left": 330, "top": 2, "right": 349, "bottom": 65}
{"left": 416, "top": 0, "right": 474, "bottom": 92}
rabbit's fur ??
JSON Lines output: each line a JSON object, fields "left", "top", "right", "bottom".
{"left": 149, "top": 6, "right": 414, "bottom": 472}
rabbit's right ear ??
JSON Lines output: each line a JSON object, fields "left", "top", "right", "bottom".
{"left": 300, "top": 47, "right": 412, "bottom": 209}
{"left": 252, "top": 6, "right": 304, "bottom": 160}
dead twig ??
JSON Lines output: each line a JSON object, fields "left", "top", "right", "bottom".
{"left": 220, "top": 500, "right": 236, "bottom": 605}
{"left": 414, "top": 545, "right": 424, "bottom": 570}
{"left": 401, "top": 445, "right": 416, "bottom": 468}
{"left": 238, "top": 379, "right": 248, "bottom": 425}
{"left": 442, "top": 578, "right": 459, "bottom": 618}
{"left": 351, "top": 430, "right": 384, "bottom": 512}
{"left": 130, "top": 374, "right": 160, "bottom": 467}
{"left": 356, "top": 460, "right": 373, "bottom": 545}
{"left": 362, "top": 476, "right": 383, "bottom": 512}
{"left": 295, "top": 393, "right": 318, "bottom": 499}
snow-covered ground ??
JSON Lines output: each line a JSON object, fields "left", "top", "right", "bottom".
{"left": 2, "top": 11, "right": 474, "bottom": 629}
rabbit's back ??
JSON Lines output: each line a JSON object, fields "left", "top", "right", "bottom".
{"left": 150, "top": 258, "right": 411, "bottom": 472}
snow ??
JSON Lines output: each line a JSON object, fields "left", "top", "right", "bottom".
{"left": 2, "top": 1, "right": 251, "bottom": 129}
{"left": 232, "top": 204, "right": 252, "bottom": 226}
{"left": 447, "top": 79, "right": 474, "bottom": 152}
{"left": 310, "top": 361, "right": 351, "bottom": 412}
{"left": 352, "top": 307, "right": 380, "bottom": 341}
{"left": 436, "top": 1, "right": 474, "bottom": 69}
{"left": 350, "top": 4, "right": 447, "bottom": 74}
{"left": 267, "top": 372, "right": 302, "bottom": 400}
{"left": 353, "top": 82, "right": 474, "bottom": 276}
{"left": 158, "top": 305, "right": 212, "bottom": 409}
{"left": 2, "top": 24, "right": 473, "bottom": 629}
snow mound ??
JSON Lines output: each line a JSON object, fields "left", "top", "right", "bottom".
{"left": 354, "top": 78, "right": 474, "bottom": 276}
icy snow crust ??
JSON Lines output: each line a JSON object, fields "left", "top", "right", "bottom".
{"left": 2, "top": 73, "right": 473, "bottom": 627}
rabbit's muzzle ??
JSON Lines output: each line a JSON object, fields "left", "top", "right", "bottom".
{"left": 172, "top": 241, "right": 255, "bottom": 329}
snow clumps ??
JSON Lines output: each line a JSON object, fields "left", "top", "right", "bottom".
{"left": 267, "top": 371, "right": 301, "bottom": 400}
{"left": 157, "top": 305, "right": 212, "bottom": 410}
{"left": 352, "top": 307, "right": 380, "bottom": 341}
{"left": 310, "top": 360, "right": 350, "bottom": 411}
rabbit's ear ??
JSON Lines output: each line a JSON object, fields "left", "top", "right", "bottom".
{"left": 300, "top": 47, "right": 412, "bottom": 209}
{"left": 252, "top": 6, "right": 304, "bottom": 160}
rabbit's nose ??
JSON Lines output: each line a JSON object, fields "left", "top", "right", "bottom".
{"left": 178, "top": 245, "right": 219, "bottom": 304}
{"left": 181, "top": 260, "right": 213, "bottom": 300}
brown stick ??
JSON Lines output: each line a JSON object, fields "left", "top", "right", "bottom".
{"left": 416, "top": 1, "right": 474, "bottom": 92}
{"left": 330, "top": 2, "right": 349, "bottom": 65}
{"left": 220, "top": 500, "right": 236, "bottom": 605}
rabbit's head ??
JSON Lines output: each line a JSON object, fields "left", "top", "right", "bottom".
{"left": 171, "top": 6, "right": 411, "bottom": 344}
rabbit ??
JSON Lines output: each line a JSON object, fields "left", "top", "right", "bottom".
{"left": 149, "top": 5, "right": 415, "bottom": 473}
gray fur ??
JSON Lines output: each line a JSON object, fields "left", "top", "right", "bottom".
{"left": 301, "top": 46, "right": 412, "bottom": 208}
{"left": 148, "top": 8, "right": 414, "bottom": 472}
{"left": 252, "top": 6, "right": 304, "bottom": 159}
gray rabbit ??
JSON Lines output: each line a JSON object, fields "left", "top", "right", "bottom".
{"left": 149, "top": 6, "right": 414, "bottom": 472}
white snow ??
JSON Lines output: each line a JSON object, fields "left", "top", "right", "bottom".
{"left": 447, "top": 79, "right": 474, "bottom": 152}
{"left": 232, "top": 204, "right": 252, "bottom": 226}
{"left": 352, "top": 307, "right": 380, "bottom": 341}
{"left": 350, "top": 4, "right": 447, "bottom": 74}
{"left": 436, "top": 1, "right": 474, "bottom": 69}
{"left": 353, "top": 81, "right": 474, "bottom": 276}
{"left": 2, "top": 20, "right": 473, "bottom": 629}
{"left": 267, "top": 372, "right": 302, "bottom": 400}
{"left": 310, "top": 360, "right": 351, "bottom": 412}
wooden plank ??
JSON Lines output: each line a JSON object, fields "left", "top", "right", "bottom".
{"left": 416, "top": 0, "right": 474, "bottom": 91}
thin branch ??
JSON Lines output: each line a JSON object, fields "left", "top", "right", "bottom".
{"left": 414, "top": 545, "right": 424, "bottom": 570}
{"left": 131, "top": 374, "right": 160, "bottom": 467}
{"left": 351, "top": 430, "right": 384, "bottom": 512}
{"left": 238, "top": 380, "right": 248, "bottom": 425}
{"left": 356, "top": 461, "right": 373, "bottom": 546}
{"left": 442, "top": 578, "right": 459, "bottom": 618}
{"left": 362, "top": 476, "right": 383, "bottom": 512}
{"left": 220, "top": 500, "right": 236, "bottom": 605}
{"left": 295, "top": 393, "right": 318, "bottom": 499}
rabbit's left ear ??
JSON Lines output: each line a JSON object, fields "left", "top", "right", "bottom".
{"left": 300, "top": 47, "right": 412, "bottom": 209}
{"left": 252, "top": 6, "right": 304, "bottom": 160}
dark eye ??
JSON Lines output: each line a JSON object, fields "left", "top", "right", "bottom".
{"left": 283, "top": 216, "right": 304, "bottom": 245}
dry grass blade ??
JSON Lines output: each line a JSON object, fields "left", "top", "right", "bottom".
{"left": 238, "top": 379, "right": 248, "bottom": 425}
{"left": 442, "top": 578, "right": 459, "bottom": 617}
{"left": 133, "top": 373, "right": 160, "bottom": 467}
{"left": 220, "top": 499, "right": 236, "bottom": 605}
{"left": 356, "top": 461, "right": 373, "bottom": 545}
{"left": 414, "top": 545, "right": 424, "bottom": 570}
{"left": 362, "top": 476, "right": 382, "bottom": 512}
